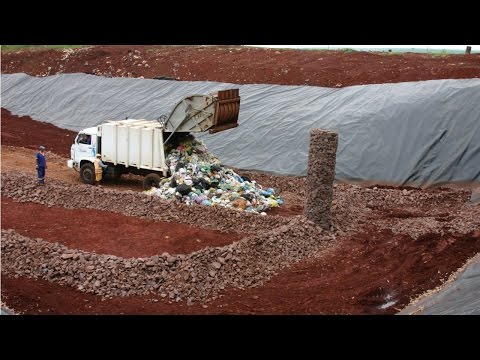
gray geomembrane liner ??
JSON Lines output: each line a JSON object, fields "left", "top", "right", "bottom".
{"left": 399, "top": 254, "right": 480, "bottom": 315}
{"left": 2, "top": 73, "right": 480, "bottom": 186}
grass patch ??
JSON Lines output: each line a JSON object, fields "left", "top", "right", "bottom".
{"left": 339, "top": 48, "right": 356, "bottom": 53}
{"left": 1, "top": 45, "right": 84, "bottom": 52}
{"left": 430, "top": 50, "right": 455, "bottom": 57}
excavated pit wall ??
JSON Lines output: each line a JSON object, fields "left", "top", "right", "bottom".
{"left": 304, "top": 129, "right": 338, "bottom": 229}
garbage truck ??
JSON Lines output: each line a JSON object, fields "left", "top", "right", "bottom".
{"left": 67, "top": 89, "right": 240, "bottom": 189}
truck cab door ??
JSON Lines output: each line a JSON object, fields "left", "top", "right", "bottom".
{"left": 75, "top": 133, "right": 95, "bottom": 160}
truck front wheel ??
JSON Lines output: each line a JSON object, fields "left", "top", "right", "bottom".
{"left": 80, "top": 163, "right": 95, "bottom": 184}
{"left": 143, "top": 173, "right": 162, "bottom": 190}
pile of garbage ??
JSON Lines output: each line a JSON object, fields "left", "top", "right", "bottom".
{"left": 144, "top": 134, "right": 283, "bottom": 214}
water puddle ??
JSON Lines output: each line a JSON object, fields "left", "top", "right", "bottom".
{"left": 379, "top": 293, "right": 397, "bottom": 309}
{"left": 379, "top": 300, "right": 397, "bottom": 309}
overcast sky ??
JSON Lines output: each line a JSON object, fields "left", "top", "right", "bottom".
{"left": 252, "top": 45, "right": 478, "bottom": 50}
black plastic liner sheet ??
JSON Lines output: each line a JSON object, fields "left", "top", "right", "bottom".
{"left": 2, "top": 73, "right": 479, "bottom": 186}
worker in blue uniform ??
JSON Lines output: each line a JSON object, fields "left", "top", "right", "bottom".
{"left": 36, "top": 145, "right": 47, "bottom": 185}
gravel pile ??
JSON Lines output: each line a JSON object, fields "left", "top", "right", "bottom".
{"left": 356, "top": 186, "right": 478, "bottom": 239}
{"left": 2, "top": 217, "right": 333, "bottom": 303}
{"left": 360, "top": 186, "right": 471, "bottom": 210}
{"left": 330, "top": 184, "right": 373, "bottom": 233}
{"left": 378, "top": 205, "right": 480, "bottom": 239}
{"left": 1, "top": 171, "right": 291, "bottom": 234}
{"left": 2, "top": 171, "right": 471, "bottom": 237}
{"left": 8, "top": 171, "right": 456, "bottom": 236}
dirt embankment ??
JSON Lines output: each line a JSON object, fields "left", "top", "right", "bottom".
{"left": 2, "top": 45, "right": 480, "bottom": 87}
{"left": 1, "top": 108, "right": 77, "bottom": 158}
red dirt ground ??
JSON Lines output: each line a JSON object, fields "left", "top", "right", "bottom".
{"left": 3, "top": 226, "right": 479, "bottom": 314}
{"left": 2, "top": 45, "right": 480, "bottom": 87}
{"left": 1, "top": 108, "right": 77, "bottom": 158}
{"left": 268, "top": 205, "right": 304, "bottom": 216}
{"left": 1, "top": 197, "right": 243, "bottom": 257}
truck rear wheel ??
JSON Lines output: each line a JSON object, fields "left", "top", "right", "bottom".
{"left": 112, "top": 168, "right": 123, "bottom": 180}
{"left": 80, "top": 163, "right": 95, "bottom": 185}
{"left": 143, "top": 173, "right": 162, "bottom": 190}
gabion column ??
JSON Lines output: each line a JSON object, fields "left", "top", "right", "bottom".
{"left": 304, "top": 129, "right": 338, "bottom": 229}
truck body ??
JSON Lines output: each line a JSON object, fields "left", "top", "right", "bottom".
{"left": 68, "top": 89, "right": 240, "bottom": 189}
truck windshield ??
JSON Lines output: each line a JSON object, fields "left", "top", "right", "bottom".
{"left": 77, "top": 134, "right": 92, "bottom": 145}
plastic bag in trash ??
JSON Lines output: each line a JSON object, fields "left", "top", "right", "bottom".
{"left": 176, "top": 184, "right": 191, "bottom": 196}
{"left": 241, "top": 193, "right": 254, "bottom": 201}
{"left": 210, "top": 164, "right": 222, "bottom": 172}
{"left": 175, "top": 161, "right": 185, "bottom": 171}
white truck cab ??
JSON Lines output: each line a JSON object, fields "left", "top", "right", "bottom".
{"left": 68, "top": 126, "right": 99, "bottom": 170}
